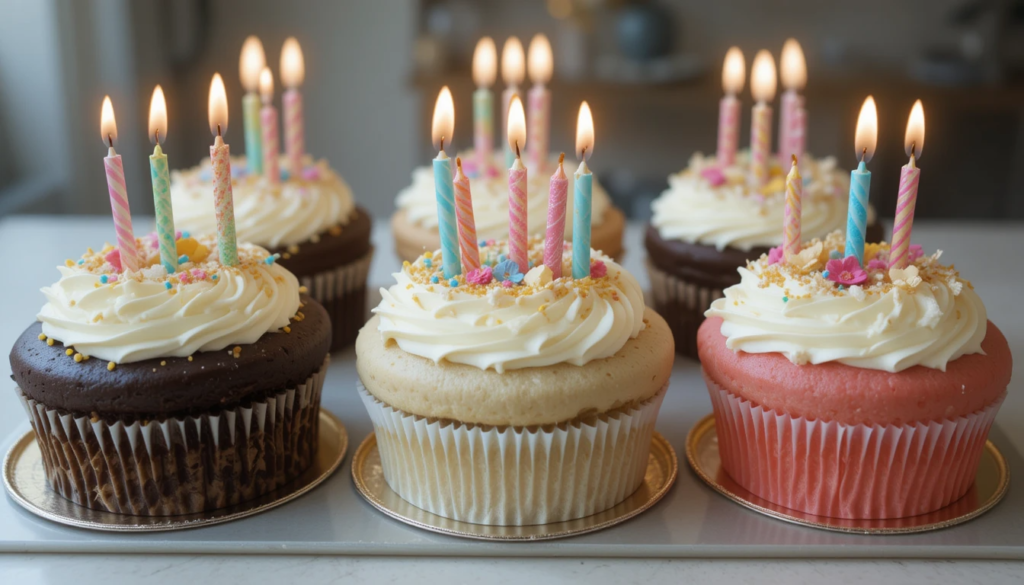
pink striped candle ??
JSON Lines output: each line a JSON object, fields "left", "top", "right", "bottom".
{"left": 283, "top": 89, "right": 304, "bottom": 176}
{"left": 750, "top": 103, "right": 772, "bottom": 187}
{"left": 783, "top": 155, "right": 802, "bottom": 260}
{"left": 211, "top": 135, "right": 239, "bottom": 266}
{"left": 717, "top": 95, "right": 740, "bottom": 166}
{"left": 544, "top": 153, "right": 568, "bottom": 278}
{"left": 778, "top": 89, "right": 798, "bottom": 158}
{"left": 890, "top": 157, "right": 921, "bottom": 270}
{"left": 453, "top": 158, "right": 480, "bottom": 272}
{"left": 508, "top": 156, "right": 528, "bottom": 270}
{"left": 259, "top": 67, "right": 280, "bottom": 184}
{"left": 104, "top": 149, "right": 138, "bottom": 273}
{"left": 789, "top": 105, "right": 806, "bottom": 163}
{"left": 527, "top": 84, "right": 549, "bottom": 170}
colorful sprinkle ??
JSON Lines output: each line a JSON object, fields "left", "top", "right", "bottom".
{"left": 107, "top": 361, "right": 116, "bottom": 371}
{"left": 212, "top": 274, "right": 218, "bottom": 280}
{"left": 590, "top": 260, "right": 607, "bottom": 279}
{"left": 479, "top": 240, "right": 487, "bottom": 247}
{"left": 449, "top": 278, "right": 459, "bottom": 287}
{"left": 164, "top": 282, "right": 172, "bottom": 290}
{"left": 47, "top": 338, "right": 54, "bottom": 346}
{"left": 179, "top": 255, "right": 189, "bottom": 264}
{"left": 782, "top": 296, "right": 789, "bottom": 302}
{"left": 100, "top": 275, "right": 108, "bottom": 284}
{"left": 822, "top": 270, "right": 830, "bottom": 278}
{"left": 283, "top": 326, "right": 291, "bottom": 333}
{"left": 829, "top": 250, "right": 842, "bottom": 260}
{"left": 182, "top": 231, "right": 190, "bottom": 239}
{"left": 424, "top": 251, "right": 433, "bottom": 259}
{"left": 423, "top": 258, "right": 432, "bottom": 268}
{"left": 37, "top": 333, "right": 46, "bottom": 341}
{"left": 77, "top": 259, "right": 85, "bottom": 265}
{"left": 66, "top": 348, "right": 74, "bottom": 356}
{"left": 430, "top": 275, "right": 439, "bottom": 284}
{"left": 74, "top": 353, "right": 83, "bottom": 363}
{"left": 264, "top": 253, "right": 280, "bottom": 265}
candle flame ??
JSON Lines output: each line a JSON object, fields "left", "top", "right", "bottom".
{"left": 750, "top": 50, "right": 777, "bottom": 103}
{"left": 507, "top": 95, "right": 526, "bottom": 155}
{"left": 148, "top": 85, "right": 168, "bottom": 144}
{"left": 431, "top": 86, "right": 455, "bottom": 151}
{"left": 472, "top": 37, "right": 497, "bottom": 88}
{"left": 854, "top": 96, "right": 878, "bottom": 163}
{"left": 904, "top": 99, "right": 925, "bottom": 159}
{"left": 575, "top": 101, "right": 594, "bottom": 161}
{"left": 280, "top": 37, "right": 305, "bottom": 89}
{"left": 780, "top": 38, "right": 806, "bottom": 90}
{"left": 259, "top": 67, "right": 274, "bottom": 103}
{"left": 208, "top": 73, "right": 229, "bottom": 137}
{"left": 100, "top": 95, "right": 118, "bottom": 147}
{"left": 501, "top": 36, "right": 525, "bottom": 86}
{"left": 527, "top": 34, "right": 553, "bottom": 85}
{"left": 239, "top": 36, "right": 266, "bottom": 92}
{"left": 722, "top": 47, "right": 745, "bottom": 95}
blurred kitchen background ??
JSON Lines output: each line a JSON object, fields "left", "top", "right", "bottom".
{"left": 1, "top": 0, "right": 1023, "bottom": 222}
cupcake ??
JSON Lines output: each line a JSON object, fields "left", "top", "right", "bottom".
{"left": 699, "top": 231, "right": 1012, "bottom": 519}
{"left": 645, "top": 151, "right": 883, "bottom": 357}
{"left": 391, "top": 152, "right": 625, "bottom": 262}
{"left": 171, "top": 155, "right": 372, "bottom": 351}
{"left": 356, "top": 237, "right": 673, "bottom": 525}
{"left": 9, "top": 235, "right": 331, "bottom": 515}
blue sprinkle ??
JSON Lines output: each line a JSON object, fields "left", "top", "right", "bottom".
{"left": 178, "top": 255, "right": 189, "bottom": 264}
{"left": 77, "top": 259, "right": 84, "bottom": 265}
{"left": 430, "top": 275, "right": 439, "bottom": 284}
{"left": 280, "top": 169, "right": 291, "bottom": 181}
{"left": 164, "top": 282, "right": 172, "bottom": 290}
{"left": 211, "top": 274, "right": 218, "bottom": 280}
{"left": 838, "top": 285, "right": 845, "bottom": 291}
{"left": 423, "top": 258, "right": 432, "bottom": 268}
{"left": 829, "top": 250, "right": 841, "bottom": 260}
{"left": 449, "top": 278, "right": 458, "bottom": 287}
{"left": 782, "top": 296, "right": 788, "bottom": 303}
{"left": 265, "top": 257, "right": 274, "bottom": 265}
{"left": 182, "top": 231, "right": 190, "bottom": 239}
{"left": 528, "top": 260, "right": 535, "bottom": 268}
{"left": 479, "top": 240, "right": 487, "bottom": 248}
{"left": 100, "top": 275, "right": 108, "bottom": 284}
{"left": 822, "top": 270, "right": 830, "bottom": 278}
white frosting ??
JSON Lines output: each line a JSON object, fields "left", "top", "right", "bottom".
{"left": 38, "top": 238, "right": 300, "bottom": 364}
{"left": 373, "top": 240, "right": 645, "bottom": 373}
{"left": 170, "top": 155, "right": 355, "bottom": 249}
{"left": 396, "top": 151, "right": 612, "bottom": 240}
{"left": 652, "top": 151, "right": 876, "bottom": 251}
{"left": 705, "top": 232, "right": 987, "bottom": 372}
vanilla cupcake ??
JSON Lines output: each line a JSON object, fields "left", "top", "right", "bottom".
{"left": 356, "top": 237, "right": 673, "bottom": 525}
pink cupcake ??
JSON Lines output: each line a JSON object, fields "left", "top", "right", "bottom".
{"left": 699, "top": 232, "right": 1012, "bottom": 519}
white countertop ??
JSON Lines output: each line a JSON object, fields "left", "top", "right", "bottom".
{"left": 0, "top": 216, "right": 1021, "bottom": 583}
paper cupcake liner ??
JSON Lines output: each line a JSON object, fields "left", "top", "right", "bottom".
{"left": 15, "top": 356, "right": 329, "bottom": 516}
{"left": 645, "top": 260, "right": 724, "bottom": 359}
{"left": 299, "top": 248, "right": 373, "bottom": 352}
{"left": 704, "top": 371, "right": 1004, "bottom": 520}
{"left": 357, "top": 381, "right": 667, "bottom": 526}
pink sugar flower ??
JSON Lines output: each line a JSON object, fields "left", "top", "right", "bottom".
{"left": 466, "top": 266, "right": 493, "bottom": 285}
{"left": 825, "top": 256, "right": 868, "bottom": 286}
{"left": 104, "top": 249, "right": 122, "bottom": 272}
{"left": 767, "top": 246, "right": 784, "bottom": 265}
{"left": 700, "top": 166, "right": 727, "bottom": 187}
{"left": 590, "top": 260, "right": 607, "bottom": 278}
{"left": 907, "top": 244, "right": 924, "bottom": 263}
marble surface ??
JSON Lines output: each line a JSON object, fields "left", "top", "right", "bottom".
{"left": 0, "top": 216, "right": 1021, "bottom": 581}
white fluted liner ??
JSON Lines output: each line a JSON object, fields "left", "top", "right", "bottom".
{"left": 300, "top": 247, "right": 373, "bottom": 303}
{"left": 645, "top": 260, "right": 724, "bottom": 357}
{"left": 358, "top": 382, "right": 667, "bottom": 526}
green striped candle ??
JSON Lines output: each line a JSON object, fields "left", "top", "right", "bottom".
{"left": 148, "top": 85, "right": 176, "bottom": 273}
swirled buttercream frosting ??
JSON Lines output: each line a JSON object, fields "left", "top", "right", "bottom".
{"left": 396, "top": 151, "right": 611, "bottom": 240}
{"left": 653, "top": 151, "right": 876, "bottom": 251}
{"left": 373, "top": 237, "right": 645, "bottom": 372}
{"left": 38, "top": 235, "right": 300, "bottom": 364}
{"left": 705, "top": 231, "right": 987, "bottom": 372}
{"left": 170, "top": 155, "right": 355, "bottom": 249}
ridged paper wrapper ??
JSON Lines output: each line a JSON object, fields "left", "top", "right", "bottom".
{"left": 645, "top": 260, "right": 724, "bottom": 359}
{"left": 298, "top": 248, "right": 373, "bottom": 351}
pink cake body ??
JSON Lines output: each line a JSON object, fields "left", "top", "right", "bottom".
{"left": 699, "top": 317, "right": 1011, "bottom": 426}
{"left": 698, "top": 317, "right": 1012, "bottom": 519}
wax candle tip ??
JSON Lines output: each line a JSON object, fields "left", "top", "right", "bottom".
{"left": 792, "top": 154, "right": 797, "bottom": 165}
{"left": 456, "top": 156, "right": 462, "bottom": 169}
{"left": 558, "top": 152, "right": 564, "bottom": 164}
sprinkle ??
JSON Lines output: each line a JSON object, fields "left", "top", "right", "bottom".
{"left": 479, "top": 240, "right": 487, "bottom": 247}
{"left": 164, "top": 282, "right": 172, "bottom": 290}
{"left": 107, "top": 361, "right": 116, "bottom": 371}
{"left": 100, "top": 275, "right": 108, "bottom": 284}
{"left": 838, "top": 285, "right": 845, "bottom": 291}
{"left": 47, "top": 338, "right": 55, "bottom": 346}
{"left": 402, "top": 261, "right": 411, "bottom": 268}
{"left": 822, "top": 271, "right": 830, "bottom": 278}
{"left": 449, "top": 278, "right": 458, "bottom": 287}
{"left": 782, "top": 296, "right": 789, "bottom": 302}
{"left": 182, "top": 231, "right": 190, "bottom": 239}
{"left": 187, "top": 356, "right": 193, "bottom": 361}
{"left": 37, "top": 333, "right": 47, "bottom": 341}
{"left": 424, "top": 251, "right": 433, "bottom": 259}
{"left": 430, "top": 275, "right": 439, "bottom": 284}
{"left": 160, "top": 360, "right": 166, "bottom": 366}
{"left": 232, "top": 346, "right": 242, "bottom": 358}
{"left": 212, "top": 274, "right": 219, "bottom": 280}
{"left": 83, "top": 355, "right": 89, "bottom": 361}
{"left": 424, "top": 258, "right": 432, "bottom": 268}
{"left": 265, "top": 253, "right": 280, "bottom": 265}
{"left": 287, "top": 245, "right": 300, "bottom": 254}
{"left": 65, "top": 348, "right": 74, "bottom": 356}
{"left": 178, "top": 255, "right": 189, "bottom": 264}
{"left": 77, "top": 259, "right": 84, "bottom": 265}
{"left": 283, "top": 326, "right": 291, "bottom": 333}
{"left": 74, "top": 353, "right": 83, "bottom": 363}
{"left": 65, "top": 259, "right": 75, "bottom": 267}
{"left": 299, "top": 285, "right": 308, "bottom": 293}
{"left": 829, "top": 250, "right": 842, "bottom": 260}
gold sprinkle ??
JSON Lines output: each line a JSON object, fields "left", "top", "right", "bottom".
{"left": 299, "top": 285, "right": 308, "bottom": 294}
{"left": 65, "top": 259, "right": 75, "bottom": 267}
{"left": 74, "top": 353, "right": 83, "bottom": 363}
{"left": 83, "top": 355, "right": 90, "bottom": 361}
{"left": 187, "top": 356, "right": 193, "bottom": 362}
{"left": 283, "top": 326, "right": 291, "bottom": 333}
{"left": 65, "top": 348, "right": 74, "bottom": 356}
{"left": 38, "top": 333, "right": 47, "bottom": 341}
{"left": 107, "top": 361, "right": 116, "bottom": 371}
{"left": 160, "top": 360, "right": 167, "bottom": 366}
{"left": 69, "top": 300, "right": 76, "bottom": 306}
{"left": 287, "top": 245, "right": 300, "bottom": 254}
{"left": 282, "top": 252, "right": 292, "bottom": 259}
{"left": 47, "top": 338, "right": 55, "bottom": 346}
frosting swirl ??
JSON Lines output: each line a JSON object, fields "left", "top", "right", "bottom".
{"left": 652, "top": 151, "right": 876, "bottom": 251}
{"left": 396, "top": 151, "right": 611, "bottom": 240}
{"left": 706, "top": 231, "right": 987, "bottom": 372}
{"left": 170, "top": 156, "right": 355, "bottom": 249}
{"left": 38, "top": 236, "right": 300, "bottom": 364}
{"left": 373, "top": 238, "right": 645, "bottom": 372}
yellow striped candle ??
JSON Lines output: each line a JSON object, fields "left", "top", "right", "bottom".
{"left": 783, "top": 155, "right": 802, "bottom": 260}
{"left": 454, "top": 158, "right": 480, "bottom": 272}
{"left": 749, "top": 51, "right": 777, "bottom": 188}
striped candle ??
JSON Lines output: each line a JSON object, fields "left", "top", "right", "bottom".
{"left": 508, "top": 156, "right": 529, "bottom": 270}
{"left": 544, "top": 154, "right": 568, "bottom": 278}
{"left": 844, "top": 160, "right": 871, "bottom": 265}
{"left": 453, "top": 158, "right": 480, "bottom": 272}
{"left": 750, "top": 103, "right": 772, "bottom": 187}
{"left": 778, "top": 89, "right": 798, "bottom": 158}
{"left": 890, "top": 158, "right": 921, "bottom": 270}
{"left": 572, "top": 161, "right": 593, "bottom": 279}
{"left": 473, "top": 88, "right": 493, "bottom": 172}
{"left": 717, "top": 95, "right": 740, "bottom": 166}
{"left": 527, "top": 84, "right": 549, "bottom": 170}
{"left": 283, "top": 89, "right": 304, "bottom": 176}
{"left": 104, "top": 149, "right": 138, "bottom": 273}
{"left": 789, "top": 105, "right": 807, "bottom": 163}
{"left": 783, "top": 155, "right": 802, "bottom": 260}
{"left": 261, "top": 104, "right": 280, "bottom": 184}
{"left": 433, "top": 152, "right": 461, "bottom": 278}
{"left": 210, "top": 136, "right": 239, "bottom": 266}
{"left": 502, "top": 87, "right": 518, "bottom": 168}
{"left": 242, "top": 93, "right": 263, "bottom": 175}
{"left": 149, "top": 144, "right": 176, "bottom": 273}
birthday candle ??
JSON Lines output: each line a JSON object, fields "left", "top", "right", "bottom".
{"left": 472, "top": 38, "right": 496, "bottom": 173}
{"left": 527, "top": 34, "right": 552, "bottom": 170}
{"left": 845, "top": 96, "right": 878, "bottom": 265}
{"left": 779, "top": 39, "right": 806, "bottom": 162}
{"left": 281, "top": 37, "right": 306, "bottom": 176}
{"left": 717, "top": 47, "right": 744, "bottom": 167}
{"left": 501, "top": 37, "right": 525, "bottom": 169}
{"left": 209, "top": 74, "right": 239, "bottom": 266}
{"left": 453, "top": 158, "right": 480, "bottom": 272}
{"left": 259, "top": 67, "right": 280, "bottom": 185}
{"left": 572, "top": 102, "right": 594, "bottom": 279}
{"left": 99, "top": 96, "right": 138, "bottom": 273}
{"left": 783, "top": 155, "right": 802, "bottom": 260}
{"left": 544, "top": 153, "right": 568, "bottom": 278}
{"left": 507, "top": 96, "right": 528, "bottom": 270}
{"left": 148, "top": 86, "right": 176, "bottom": 274}
{"left": 240, "top": 36, "right": 265, "bottom": 175}
{"left": 890, "top": 100, "right": 925, "bottom": 270}
{"left": 432, "top": 87, "right": 460, "bottom": 278}
{"left": 749, "top": 50, "right": 777, "bottom": 188}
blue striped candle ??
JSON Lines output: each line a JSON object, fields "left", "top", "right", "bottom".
{"left": 433, "top": 153, "right": 461, "bottom": 278}
{"left": 572, "top": 162, "right": 593, "bottom": 279}
{"left": 844, "top": 160, "right": 871, "bottom": 264}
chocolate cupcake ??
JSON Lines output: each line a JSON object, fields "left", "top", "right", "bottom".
{"left": 171, "top": 155, "right": 372, "bottom": 351}
{"left": 645, "top": 151, "right": 882, "bottom": 358}
{"left": 9, "top": 235, "right": 331, "bottom": 515}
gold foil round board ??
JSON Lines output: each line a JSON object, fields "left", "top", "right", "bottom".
{"left": 3, "top": 409, "right": 348, "bottom": 532}
{"left": 686, "top": 413, "right": 1009, "bottom": 535}
{"left": 352, "top": 431, "right": 678, "bottom": 541}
